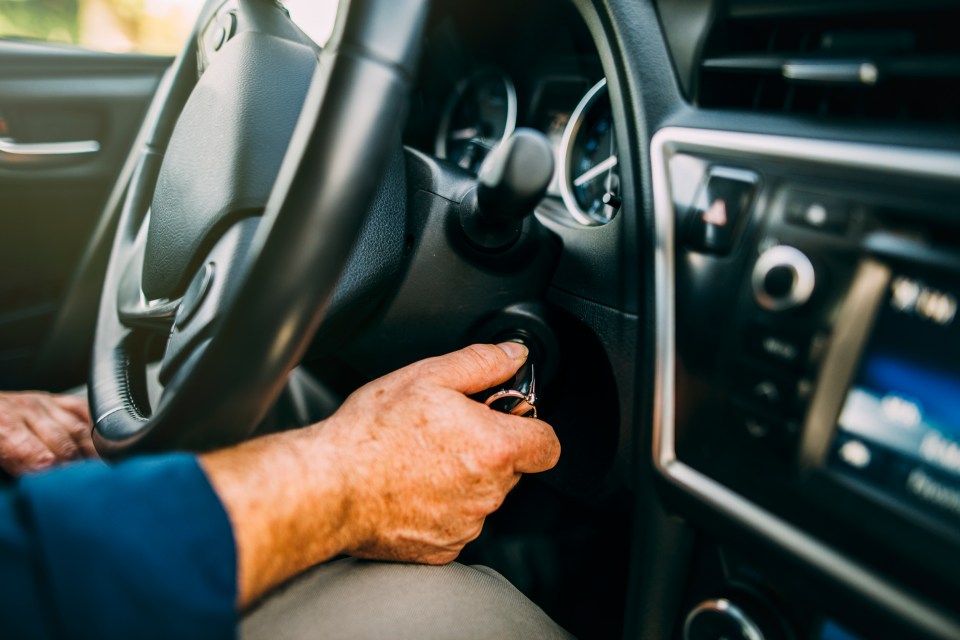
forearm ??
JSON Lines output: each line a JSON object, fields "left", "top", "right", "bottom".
{"left": 200, "top": 423, "right": 353, "bottom": 608}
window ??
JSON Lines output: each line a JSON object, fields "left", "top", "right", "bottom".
{"left": 283, "top": 0, "right": 339, "bottom": 48}
{"left": 0, "top": 0, "right": 202, "bottom": 55}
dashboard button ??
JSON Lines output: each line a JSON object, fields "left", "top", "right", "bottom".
{"left": 784, "top": 190, "right": 849, "bottom": 234}
{"left": 684, "top": 170, "right": 759, "bottom": 254}
{"left": 744, "top": 325, "right": 810, "bottom": 370}
{"left": 729, "top": 402, "right": 778, "bottom": 440}
{"left": 734, "top": 367, "right": 796, "bottom": 416}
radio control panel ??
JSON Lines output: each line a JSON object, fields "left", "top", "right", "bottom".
{"left": 656, "top": 130, "right": 960, "bottom": 638}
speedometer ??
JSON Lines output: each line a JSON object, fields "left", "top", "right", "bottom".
{"left": 435, "top": 69, "right": 517, "bottom": 174}
{"left": 559, "top": 79, "right": 621, "bottom": 226}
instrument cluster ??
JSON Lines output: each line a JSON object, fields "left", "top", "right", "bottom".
{"left": 432, "top": 69, "right": 622, "bottom": 227}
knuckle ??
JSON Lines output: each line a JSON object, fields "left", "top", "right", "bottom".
{"left": 481, "top": 492, "right": 506, "bottom": 515}
{"left": 467, "top": 521, "right": 486, "bottom": 543}
{"left": 25, "top": 450, "right": 56, "bottom": 472}
{"left": 70, "top": 420, "right": 92, "bottom": 437}
{"left": 481, "top": 436, "right": 514, "bottom": 468}
{"left": 52, "top": 436, "right": 79, "bottom": 459}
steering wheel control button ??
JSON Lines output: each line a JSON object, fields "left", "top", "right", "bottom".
{"left": 684, "top": 598, "right": 765, "bottom": 640}
{"left": 783, "top": 190, "right": 850, "bottom": 235}
{"left": 176, "top": 262, "right": 215, "bottom": 329}
{"left": 212, "top": 26, "right": 227, "bottom": 51}
{"left": 212, "top": 12, "right": 236, "bottom": 50}
{"left": 752, "top": 246, "right": 815, "bottom": 312}
{"left": 683, "top": 168, "right": 759, "bottom": 254}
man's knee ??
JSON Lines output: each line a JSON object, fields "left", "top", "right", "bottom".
{"left": 241, "top": 558, "right": 572, "bottom": 640}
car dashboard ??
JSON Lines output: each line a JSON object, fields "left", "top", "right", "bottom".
{"left": 395, "top": 0, "right": 960, "bottom": 638}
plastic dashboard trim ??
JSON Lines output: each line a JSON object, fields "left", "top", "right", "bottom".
{"left": 650, "top": 126, "right": 960, "bottom": 640}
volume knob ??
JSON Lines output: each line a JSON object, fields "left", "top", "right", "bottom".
{"left": 752, "top": 245, "right": 815, "bottom": 312}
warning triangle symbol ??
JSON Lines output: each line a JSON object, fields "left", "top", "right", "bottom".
{"left": 702, "top": 199, "right": 728, "bottom": 227}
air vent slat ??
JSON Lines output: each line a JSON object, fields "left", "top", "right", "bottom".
{"left": 697, "top": 8, "right": 960, "bottom": 125}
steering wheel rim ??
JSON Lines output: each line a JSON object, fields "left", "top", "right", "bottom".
{"left": 90, "top": 0, "right": 429, "bottom": 458}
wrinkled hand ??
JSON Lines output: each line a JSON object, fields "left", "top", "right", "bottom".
{"left": 203, "top": 343, "right": 561, "bottom": 607}
{"left": 321, "top": 342, "right": 561, "bottom": 564}
{"left": 0, "top": 392, "right": 96, "bottom": 476}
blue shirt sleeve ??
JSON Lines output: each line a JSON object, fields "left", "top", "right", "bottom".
{"left": 0, "top": 454, "right": 237, "bottom": 640}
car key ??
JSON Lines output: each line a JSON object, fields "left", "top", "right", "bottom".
{"left": 479, "top": 351, "right": 539, "bottom": 418}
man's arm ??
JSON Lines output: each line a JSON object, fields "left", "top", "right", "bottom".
{"left": 0, "top": 344, "right": 559, "bottom": 638}
{"left": 202, "top": 342, "right": 561, "bottom": 607}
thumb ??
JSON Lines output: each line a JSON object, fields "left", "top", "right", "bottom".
{"left": 414, "top": 343, "right": 528, "bottom": 394}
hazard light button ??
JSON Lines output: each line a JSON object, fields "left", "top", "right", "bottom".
{"left": 683, "top": 169, "right": 759, "bottom": 254}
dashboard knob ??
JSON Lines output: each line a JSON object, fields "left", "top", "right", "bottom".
{"left": 752, "top": 245, "right": 815, "bottom": 312}
{"left": 684, "top": 598, "right": 766, "bottom": 640}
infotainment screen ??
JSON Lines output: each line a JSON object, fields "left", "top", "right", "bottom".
{"left": 829, "top": 272, "right": 960, "bottom": 524}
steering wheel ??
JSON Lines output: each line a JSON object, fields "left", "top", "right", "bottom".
{"left": 89, "top": 0, "right": 429, "bottom": 457}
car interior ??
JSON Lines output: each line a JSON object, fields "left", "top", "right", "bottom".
{"left": 1, "top": 0, "right": 959, "bottom": 638}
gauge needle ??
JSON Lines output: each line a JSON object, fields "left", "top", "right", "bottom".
{"left": 574, "top": 155, "right": 618, "bottom": 187}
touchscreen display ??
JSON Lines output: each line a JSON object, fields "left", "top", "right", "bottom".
{"left": 830, "top": 273, "right": 960, "bottom": 523}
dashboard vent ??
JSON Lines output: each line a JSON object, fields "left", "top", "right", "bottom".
{"left": 697, "top": 8, "right": 960, "bottom": 124}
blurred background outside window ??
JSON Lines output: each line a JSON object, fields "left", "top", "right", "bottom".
{"left": 0, "top": 0, "right": 339, "bottom": 55}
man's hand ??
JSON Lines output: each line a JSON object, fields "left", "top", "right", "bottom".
{"left": 323, "top": 342, "right": 559, "bottom": 564}
{"left": 201, "top": 343, "right": 561, "bottom": 607}
{"left": 0, "top": 392, "right": 96, "bottom": 476}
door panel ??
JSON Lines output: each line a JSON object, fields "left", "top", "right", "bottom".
{"left": 0, "top": 39, "right": 169, "bottom": 388}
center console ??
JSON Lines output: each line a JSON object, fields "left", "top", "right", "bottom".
{"left": 651, "top": 127, "right": 960, "bottom": 639}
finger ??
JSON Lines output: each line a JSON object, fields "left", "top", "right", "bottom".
{"left": 52, "top": 394, "right": 92, "bottom": 425}
{"left": 27, "top": 402, "right": 81, "bottom": 463}
{"left": 411, "top": 343, "right": 528, "bottom": 394}
{"left": 71, "top": 422, "right": 99, "bottom": 459}
{"left": 0, "top": 421, "right": 57, "bottom": 476}
{"left": 496, "top": 415, "right": 561, "bottom": 474}
{"left": 42, "top": 401, "right": 98, "bottom": 459}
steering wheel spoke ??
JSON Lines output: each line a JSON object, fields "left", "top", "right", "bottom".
{"left": 116, "top": 216, "right": 182, "bottom": 332}
{"left": 157, "top": 217, "right": 259, "bottom": 387}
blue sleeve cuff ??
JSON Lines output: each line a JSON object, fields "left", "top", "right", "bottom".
{"left": 18, "top": 454, "right": 237, "bottom": 640}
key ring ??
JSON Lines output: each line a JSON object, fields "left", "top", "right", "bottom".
{"left": 484, "top": 365, "right": 538, "bottom": 418}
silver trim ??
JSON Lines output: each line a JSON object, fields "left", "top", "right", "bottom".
{"left": 558, "top": 78, "right": 618, "bottom": 226}
{"left": 782, "top": 60, "right": 879, "bottom": 86}
{"left": 0, "top": 137, "right": 100, "bottom": 161}
{"left": 751, "top": 245, "right": 816, "bottom": 312}
{"left": 434, "top": 68, "right": 517, "bottom": 167}
{"left": 651, "top": 126, "right": 960, "bottom": 640}
{"left": 800, "top": 259, "right": 890, "bottom": 470}
{"left": 683, "top": 598, "right": 765, "bottom": 640}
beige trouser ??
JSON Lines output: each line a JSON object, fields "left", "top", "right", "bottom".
{"left": 241, "top": 558, "right": 574, "bottom": 640}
